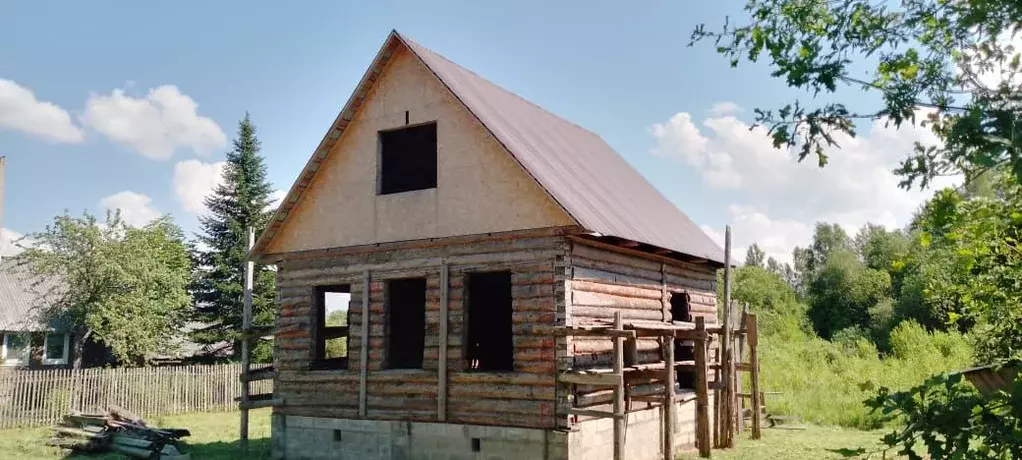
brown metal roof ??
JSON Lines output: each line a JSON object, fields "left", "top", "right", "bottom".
{"left": 254, "top": 31, "right": 724, "bottom": 265}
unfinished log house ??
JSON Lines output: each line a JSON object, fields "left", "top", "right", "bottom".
{"left": 250, "top": 31, "right": 725, "bottom": 460}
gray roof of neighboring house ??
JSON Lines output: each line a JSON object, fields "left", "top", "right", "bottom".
{"left": 0, "top": 257, "right": 66, "bottom": 332}
{"left": 254, "top": 31, "right": 725, "bottom": 265}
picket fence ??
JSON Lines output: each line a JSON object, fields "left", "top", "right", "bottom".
{"left": 0, "top": 363, "right": 272, "bottom": 429}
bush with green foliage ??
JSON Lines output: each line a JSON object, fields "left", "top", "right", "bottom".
{"left": 867, "top": 371, "right": 1022, "bottom": 459}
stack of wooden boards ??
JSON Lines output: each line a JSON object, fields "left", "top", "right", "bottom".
{"left": 49, "top": 405, "right": 191, "bottom": 459}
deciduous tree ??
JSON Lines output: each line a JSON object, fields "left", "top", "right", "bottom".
{"left": 19, "top": 212, "right": 192, "bottom": 366}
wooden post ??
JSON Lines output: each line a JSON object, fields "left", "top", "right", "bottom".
{"left": 663, "top": 330, "right": 676, "bottom": 460}
{"left": 358, "top": 269, "right": 370, "bottom": 418}
{"left": 748, "top": 313, "right": 762, "bottom": 440}
{"left": 713, "top": 346, "right": 720, "bottom": 448}
{"left": 721, "top": 226, "right": 736, "bottom": 447}
{"left": 438, "top": 261, "right": 449, "bottom": 421}
{"left": 694, "top": 316, "right": 711, "bottom": 457}
{"left": 737, "top": 305, "right": 747, "bottom": 433}
{"left": 624, "top": 338, "right": 638, "bottom": 367}
{"left": 240, "top": 227, "right": 254, "bottom": 455}
{"left": 613, "top": 311, "right": 625, "bottom": 460}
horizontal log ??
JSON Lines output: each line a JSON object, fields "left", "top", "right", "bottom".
{"left": 514, "top": 348, "right": 555, "bottom": 362}
{"left": 572, "top": 280, "right": 662, "bottom": 300}
{"left": 571, "top": 339, "right": 659, "bottom": 354}
{"left": 571, "top": 242, "right": 662, "bottom": 273}
{"left": 364, "top": 382, "right": 438, "bottom": 397}
{"left": 282, "top": 393, "right": 358, "bottom": 406}
{"left": 513, "top": 297, "right": 557, "bottom": 312}
{"left": 570, "top": 306, "right": 664, "bottom": 321}
{"left": 365, "top": 408, "right": 437, "bottom": 422}
{"left": 364, "top": 396, "right": 436, "bottom": 411}
{"left": 448, "top": 372, "right": 555, "bottom": 386}
{"left": 524, "top": 325, "right": 636, "bottom": 339}
{"left": 572, "top": 290, "right": 663, "bottom": 310}
{"left": 448, "top": 398, "right": 555, "bottom": 416}
{"left": 447, "top": 383, "right": 556, "bottom": 400}
{"left": 507, "top": 361, "right": 551, "bottom": 374}
{"left": 276, "top": 406, "right": 358, "bottom": 419}
{"left": 572, "top": 266, "right": 660, "bottom": 290}
{"left": 558, "top": 371, "right": 622, "bottom": 386}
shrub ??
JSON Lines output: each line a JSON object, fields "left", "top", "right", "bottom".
{"left": 759, "top": 323, "right": 973, "bottom": 429}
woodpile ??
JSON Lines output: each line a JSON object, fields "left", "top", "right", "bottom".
{"left": 49, "top": 405, "right": 191, "bottom": 459}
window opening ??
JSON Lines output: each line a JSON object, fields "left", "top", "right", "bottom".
{"left": 466, "top": 271, "right": 513, "bottom": 372}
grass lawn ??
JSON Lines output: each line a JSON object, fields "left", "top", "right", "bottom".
{"left": 678, "top": 425, "right": 897, "bottom": 460}
{"left": 0, "top": 408, "right": 272, "bottom": 459}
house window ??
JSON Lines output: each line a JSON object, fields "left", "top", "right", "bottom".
{"left": 2, "top": 332, "right": 30, "bottom": 366}
{"left": 385, "top": 278, "right": 427, "bottom": 369}
{"left": 43, "top": 333, "right": 69, "bottom": 365}
{"left": 466, "top": 271, "right": 514, "bottom": 372}
{"left": 313, "top": 285, "right": 350, "bottom": 370}
{"left": 378, "top": 122, "right": 438, "bottom": 195}
{"left": 670, "top": 292, "right": 691, "bottom": 322}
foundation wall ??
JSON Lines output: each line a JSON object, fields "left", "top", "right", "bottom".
{"left": 271, "top": 414, "right": 569, "bottom": 460}
{"left": 566, "top": 399, "right": 704, "bottom": 460}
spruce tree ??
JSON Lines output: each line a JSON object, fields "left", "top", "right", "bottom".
{"left": 191, "top": 113, "right": 276, "bottom": 361}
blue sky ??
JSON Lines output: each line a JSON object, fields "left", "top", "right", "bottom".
{"left": 0, "top": 1, "right": 945, "bottom": 262}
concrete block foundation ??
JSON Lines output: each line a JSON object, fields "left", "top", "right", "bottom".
{"left": 272, "top": 399, "right": 705, "bottom": 460}
{"left": 272, "top": 414, "right": 568, "bottom": 460}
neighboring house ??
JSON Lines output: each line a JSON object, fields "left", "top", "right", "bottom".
{"left": 0, "top": 258, "right": 73, "bottom": 369}
{"left": 251, "top": 31, "right": 725, "bottom": 460}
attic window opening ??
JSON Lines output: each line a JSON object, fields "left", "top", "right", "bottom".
{"left": 466, "top": 271, "right": 514, "bottom": 372}
{"left": 378, "top": 122, "right": 437, "bottom": 195}
{"left": 386, "top": 278, "right": 427, "bottom": 369}
{"left": 313, "top": 285, "right": 351, "bottom": 370}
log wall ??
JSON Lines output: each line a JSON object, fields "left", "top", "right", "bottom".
{"left": 272, "top": 233, "right": 567, "bottom": 429}
{"left": 566, "top": 240, "right": 719, "bottom": 408}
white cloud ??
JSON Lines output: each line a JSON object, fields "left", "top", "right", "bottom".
{"left": 81, "top": 85, "right": 226, "bottom": 160}
{"left": 653, "top": 105, "right": 957, "bottom": 264}
{"left": 173, "top": 159, "right": 225, "bottom": 214}
{"left": 1, "top": 228, "right": 25, "bottom": 257}
{"left": 0, "top": 79, "right": 84, "bottom": 143}
{"left": 708, "top": 101, "right": 742, "bottom": 117}
{"left": 99, "top": 191, "right": 161, "bottom": 227}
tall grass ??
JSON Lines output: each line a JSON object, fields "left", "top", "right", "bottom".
{"left": 757, "top": 320, "right": 972, "bottom": 429}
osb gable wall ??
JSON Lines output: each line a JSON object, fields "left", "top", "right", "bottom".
{"left": 264, "top": 46, "right": 575, "bottom": 255}
{"left": 566, "top": 242, "right": 718, "bottom": 394}
{"left": 272, "top": 234, "right": 568, "bottom": 429}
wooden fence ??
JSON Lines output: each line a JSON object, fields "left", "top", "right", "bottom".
{"left": 0, "top": 363, "right": 272, "bottom": 429}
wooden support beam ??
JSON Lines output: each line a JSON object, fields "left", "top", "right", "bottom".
{"left": 713, "top": 346, "right": 721, "bottom": 449}
{"left": 613, "top": 312, "right": 625, "bottom": 460}
{"left": 694, "top": 317, "right": 711, "bottom": 458}
{"left": 239, "top": 228, "right": 254, "bottom": 455}
{"left": 664, "top": 333, "right": 676, "bottom": 460}
{"left": 240, "top": 366, "right": 276, "bottom": 383}
{"left": 438, "top": 261, "right": 449, "bottom": 422}
{"left": 624, "top": 337, "right": 638, "bottom": 367}
{"left": 358, "top": 269, "right": 370, "bottom": 418}
{"left": 239, "top": 398, "right": 283, "bottom": 410}
{"left": 558, "top": 372, "right": 623, "bottom": 386}
{"left": 569, "top": 408, "right": 624, "bottom": 419}
{"left": 321, "top": 326, "right": 349, "bottom": 340}
{"left": 749, "top": 313, "right": 762, "bottom": 440}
